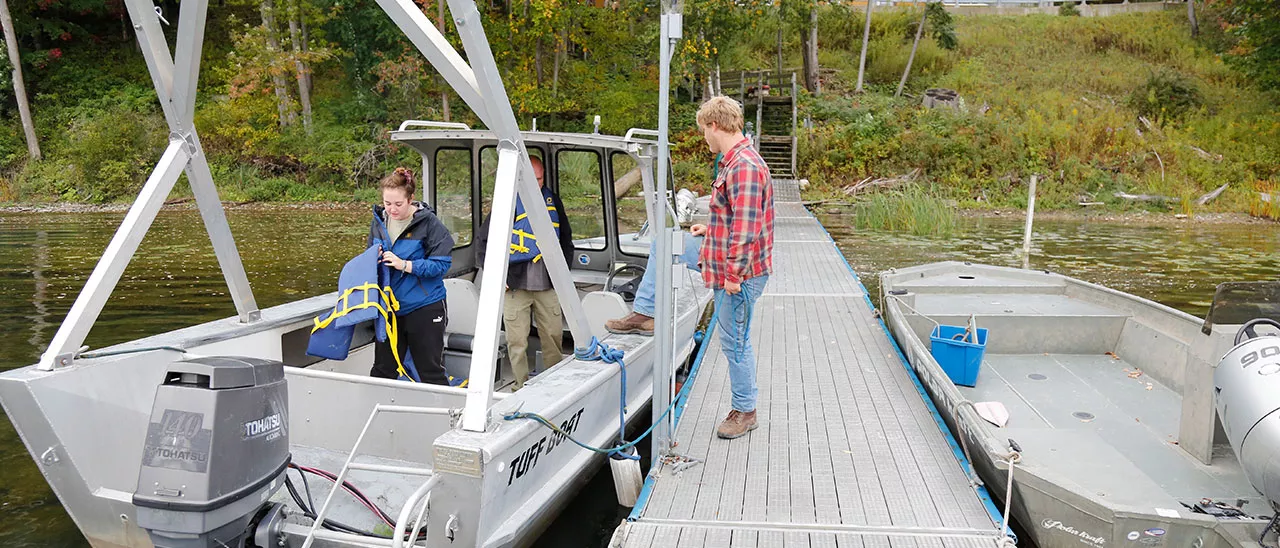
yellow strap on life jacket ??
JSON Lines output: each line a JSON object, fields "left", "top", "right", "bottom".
{"left": 311, "top": 282, "right": 415, "bottom": 382}
{"left": 510, "top": 229, "right": 535, "bottom": 255}
{"left": 510, "top": 204, "right": 562, "bottom": 263}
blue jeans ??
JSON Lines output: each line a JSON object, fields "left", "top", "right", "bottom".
{"left": 633, "top": 233, "right": 703, "bottom": 317}
{"left": 716, "top": 275, "right": 769, "bottom": 412}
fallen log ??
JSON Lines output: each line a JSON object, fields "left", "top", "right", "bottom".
{"left": 1195, "top": 183, "right": 1228, "bottom": 206}
{"left": 1188, "top": 145, "right": 1223, "bottom": 163}
{"left": 842, "top": 169, "right": 921, "bottom": 196}
{"left": 1115, "top": 191, "right": 1175, "bottom": 202}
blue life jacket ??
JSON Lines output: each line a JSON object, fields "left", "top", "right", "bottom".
{"left": 508, "top": 188, "right": 560, "bottom": 265}
{"left": 307, "top": 245, "right": 417, "bottom": 378}
{"left": 368, "top": 203, "right": 454, "bottom": 314}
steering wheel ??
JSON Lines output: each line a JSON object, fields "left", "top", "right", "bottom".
{"left": 1234, "top": 318, "right": 1280, "bottom": 346}
{"left": 606, "top": 263, "right": 646, "bottom": 293}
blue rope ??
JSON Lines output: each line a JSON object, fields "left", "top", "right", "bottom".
{"left": 503, "top": 334, "right": 682, "bottom": 459}
{"left": 573, "top": 337, "right": 639, "bottom": 460}
{"left": 502, "top": 286, "right": 756, "bottom": 460}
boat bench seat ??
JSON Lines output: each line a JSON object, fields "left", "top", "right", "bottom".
{"left": 443, "top": 278, "right": 505, "bottom": 351}
{"left": 903, "top": 293, "right": 1129, "bottom": 354}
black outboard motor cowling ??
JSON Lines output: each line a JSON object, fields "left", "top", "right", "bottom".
{"left": 133, "top": 356, "right": 291, "bottom": 548}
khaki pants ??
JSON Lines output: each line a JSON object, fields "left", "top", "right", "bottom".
{"left": 504, "top": 289, "right": 564, "bottom": 389}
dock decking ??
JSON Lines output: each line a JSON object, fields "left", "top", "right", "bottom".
{"left": 614, "top": 183, "right": 1005, "bottom": 548}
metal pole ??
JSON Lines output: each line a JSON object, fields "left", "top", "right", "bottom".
{"left": 652, "top": 8, "right": 681, "bottom": 459}
{"left": 462, "top": 146, "right": 521, "bottom": 432}
{"left": 444, "top": 0, "right": 594, "bottom": 432}
{"left": 39, "top": 141, "right": 190, "bottom": 369}
{"left": 1022, "top": 175, "right": 1037, "bottom": 269}
{"left": 126, "top": 0, "right": 262, "bottom": 325}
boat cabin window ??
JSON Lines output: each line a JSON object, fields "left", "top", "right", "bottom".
{"left": 611, "top": 151, "right": 647, "bottom": 257}
{"left": 479, "top": 146, "right": 545, "bottom": 219}
{"left": 434, "top": 148, "right": 473, "bottom": 248}
{"left": 557, "top": 149, "right": 606, "bottom": 251}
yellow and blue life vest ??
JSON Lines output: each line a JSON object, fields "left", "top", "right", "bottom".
{"left": 509, "top": 189, "right": 561, "bottom": 264}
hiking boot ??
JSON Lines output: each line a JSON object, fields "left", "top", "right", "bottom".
{"left": 716, "top": 410, "right": 757, "bottom": 439}
{"left": 605, "top": 312, "right": 654, "bottom": 335}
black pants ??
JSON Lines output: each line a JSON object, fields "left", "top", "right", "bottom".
{"left": 372, "top": 300, "right": 449, "bottom": 385}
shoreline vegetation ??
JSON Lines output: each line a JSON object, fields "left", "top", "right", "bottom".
{"left": 2, "top": 4, "right": 1278, "bottom": 227}
{"left": 1, "top": 199, "right": 1268, "bottom": 228}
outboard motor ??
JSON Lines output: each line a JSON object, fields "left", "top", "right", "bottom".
{"left": 1214, "top": 319, "right": 1280, "bottom": 506}
{"left": 132, "top": 357, "right": 291, "bottom": 548}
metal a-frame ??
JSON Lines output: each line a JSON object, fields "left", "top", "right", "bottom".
{"left": 39, "top": 0, "right": 595, "bottom": 436}
{"left": 38, "top": 0, "right": 260, "bottom": 371}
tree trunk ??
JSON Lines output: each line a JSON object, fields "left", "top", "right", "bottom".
{"left": 1187, "top": 0, "right": 1198, "bottom": 37}
{"left": 300, "top": 10, "right": 312, "bottom": 94}
{"left": 1, "top": 0, "right": 40, "bottom": 160}
{"left": 775, "top": 21, "right": 783, "bottom": 76}
{"left": 287, "top": 0, "right": 312, "bottom": 132}
{"left": 895, "top": 7, "right": 926, "bottom": 97}
{"left": 800, "top": 28, "right": 810, "bottom": 91}
{"left": 535, "top": 36, "right": 544, "bottom": 86}
{"left": 805, "top": 7, "right": 819, "bottom": 95}
{"left": 437, "top": 0, "right": 449, "bottom": 121}
{"left": 260, "top": 0, "right": 296, "bottom": 127}
{"left": 855, "top": 0, "right": 874, "bottom": 93}
{"left": 552, "top": 24, "right": 565, "bottom": 97}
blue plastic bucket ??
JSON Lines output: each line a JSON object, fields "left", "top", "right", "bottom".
{"left": 929, "top": 325, "right": 988, "bottom": 387}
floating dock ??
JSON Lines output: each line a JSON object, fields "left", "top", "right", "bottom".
{"left": 614, "top": 181, "right": 1008, "bottom": 548}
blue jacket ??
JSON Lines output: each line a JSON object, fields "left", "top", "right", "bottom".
{"left": 369, "top": 203, "right": 454, "bottom": 315}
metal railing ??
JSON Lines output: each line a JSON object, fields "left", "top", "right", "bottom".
{"left": 397, "top": 120, "right": 472, "bottom": 131}
{"left": 301, "top": 404, "right": 459, "bottom": 548}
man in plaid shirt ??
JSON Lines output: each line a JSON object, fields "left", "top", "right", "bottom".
{"left": 603, "top": 96, "right": 773, "bottom": 438}
{"left": 691, "top": 96, "right": 775, "bottom": 439}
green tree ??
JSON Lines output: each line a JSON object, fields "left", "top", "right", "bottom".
{"left": 1217, "top": 0, "right": 1280, "bottom": 90}
{"left": 895, "top": 2, "right": 955, "bottom": 97}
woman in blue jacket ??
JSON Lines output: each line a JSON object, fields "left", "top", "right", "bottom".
{"left": 370, "top": 167, "right": 455, "bottom": 384}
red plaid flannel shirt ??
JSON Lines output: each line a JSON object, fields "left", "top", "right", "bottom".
{"left": 699, "top": 138, "right": 775, "bottom": 289}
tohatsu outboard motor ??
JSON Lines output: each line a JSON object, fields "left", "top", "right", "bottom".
{"left": 1214, "top": 319, "right": 1280, "bottom": 508}
{"left": 132, "top": 357, "right": 291, "bottom": 548}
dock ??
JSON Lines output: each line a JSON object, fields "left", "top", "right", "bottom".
{"left": 613, "top": 181, "right": 1008, "bottom": 548}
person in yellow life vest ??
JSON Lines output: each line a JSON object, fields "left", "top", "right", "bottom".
{"left": 478, "top": 156, "right": 574, "bottom": 390}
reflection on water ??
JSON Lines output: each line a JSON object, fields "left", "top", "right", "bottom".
{"left": 0, "top": 209, "right": 1276, "bottom": 547}
{"left": 0, "top": 209, "right": 369, "bottom": 547}
{"left": 819, "top": 214, "right": 1279, "bottom": 318}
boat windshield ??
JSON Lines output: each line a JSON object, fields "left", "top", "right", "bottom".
{"left": 1201, "top": 281, "right": 1280, "bottom": 335}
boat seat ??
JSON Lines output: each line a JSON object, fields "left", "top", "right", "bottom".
{"left": 444, "top": 278, "right": 505, "bottom": 350}
{"left": 902, "top": 293, "right": 1129, "bottom": 354}
{"left": 582, "top": 291, "right": 629, "bottom": 340}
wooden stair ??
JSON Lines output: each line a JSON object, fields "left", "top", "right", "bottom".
{"left": 721, "top": 70, "right": 799, "bottom": 180}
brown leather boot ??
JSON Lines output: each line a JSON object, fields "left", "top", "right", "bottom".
{"left": 605, "top": 312, "right": 654, "bottom": 335}
{"left": 715, "top": 410, "right": 757, "bottom": 439}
